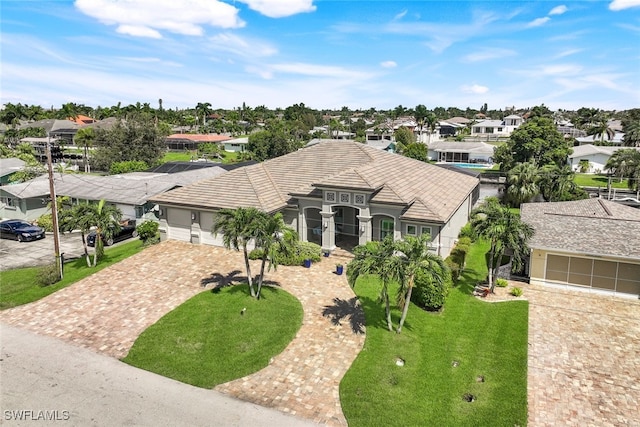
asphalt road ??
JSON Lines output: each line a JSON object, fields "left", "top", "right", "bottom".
{"left": 0, "top": 324, "right": 319, "bottom": 427}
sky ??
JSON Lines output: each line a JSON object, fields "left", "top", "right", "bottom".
{"left": 1, "top": 0, "right": 640, "bottom": 112}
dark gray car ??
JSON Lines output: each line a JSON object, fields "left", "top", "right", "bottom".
{"left": 0, "top": 219, "right": 46, "bottom": 242}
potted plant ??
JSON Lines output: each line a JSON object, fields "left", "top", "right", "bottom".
{"left": 303, "top": 258, "right": 312, "bottom": 268}
{"left": 323, "top": 250, "right": 330, "bottom": 257}
{"left": 336, "top": 263, "right": 344, "bottom": 275}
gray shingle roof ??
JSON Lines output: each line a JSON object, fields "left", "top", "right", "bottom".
{"left": 0, "top": 158, "right": 26, "bottom": 178}
{"left": 152, "top": 140, "right": 479, "bottom": 223}
{"left": 521, "top": 199, "right": 640, "bottom": 259}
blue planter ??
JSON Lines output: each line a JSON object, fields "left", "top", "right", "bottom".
{"left": 323, "top": 251, "right": 330, "bottom": 257}
{"left": 336, "top": 265, "right": 344, "bottom": 275}
{"left": 303, "top": 259, "right": 312, "bottom": 268}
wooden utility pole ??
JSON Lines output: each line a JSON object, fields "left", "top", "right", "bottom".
{"left": 46, "top": 134, "right": 63, "bottom": 279}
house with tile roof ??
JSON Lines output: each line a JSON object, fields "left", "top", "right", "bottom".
{"left": 151, "top": 140, "right": 480, "bottom": 256}
{"left": 427, "top": 141, "right": 495, "bottom": 164}
{"left": 165, "top": 134, "right": 232, "bottom": 151}
{"left": 568, "top": 144, "right": 640, "bottom": 173}
{"left": 521, "top": 199, "right": 640, "bottom": 298}
{"left": 471, "top": 115, "right": 523, "bottom": 138}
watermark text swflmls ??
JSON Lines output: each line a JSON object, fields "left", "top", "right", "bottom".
{"left": 4, "top": 410, "right": 70, "bottom": 421}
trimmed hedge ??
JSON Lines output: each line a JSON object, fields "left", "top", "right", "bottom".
{"left": 411, "top": 267, "right": 452, "bottom": 311}
{"left": 249, "top": 241, "right": 322, "bottom": 266}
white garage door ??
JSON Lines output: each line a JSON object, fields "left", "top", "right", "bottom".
{"left": 200, "top": 211, "right": 225, "bottom": 247}
{"left": 167, "top": 208, "right": 191, "bottom": 242}
{"left": 545, "top": 254, "right": 640, "bottom": 297}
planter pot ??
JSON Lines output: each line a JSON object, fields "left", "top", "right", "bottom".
{"left": 303, "top": 259, "right": 312, "bottom": 268}
{"left": 323, "top": 251, "right": 330, "bottom": 257}
{"left": 336, "top": 265, "right": 344, "bottom": 275}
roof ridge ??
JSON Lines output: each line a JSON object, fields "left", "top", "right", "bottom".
{"left": 598, "top": 198, "right": 613, "bottom": 216}
{"left": 262, "top": 163, "right": 286, "bottom": 205}
{"left": 244, "top": 165, "right": 269, "bottom": 211}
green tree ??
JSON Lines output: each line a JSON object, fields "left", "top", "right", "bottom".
{"left": 89, "top": 200, "right": 122, "bottom": 266}
{"left": 74, "top": 127, "right": 95, "bottom": 173}
{"left": 91, "top": 117, "right": 168, "bottom": 171}
{"left": 252, "top": 212, "right": 297, "bottom": 299}
{"left": 506, "top": 162, "right": 540, "bottom": 207}
{"left": 395, "top": 234, "right": 449, "bottom": 334}
{"left": 587, "top": 116, "right": 615, "bottom": 145}
{"left": 538, "top": 164, "right": 588, "bottom": 201}
{"left": 494, "top": 116, "right": 571, "bottom": 171}
{"left": 605, "top": 149, "right": 640, "bottom": 190}
{"left": 470, "top": 197, "right": 533, "bottom": 292}
{"left": 402, "top": 143, "right": 428, "bottom": 162}
{"left": 59, "top": 203, "right": 96, "bottom": 267}
{"left": 195, "top": 102, "right": 212, "bottom": 127}
{"left": 246, "top": 121, "right": 301, "bottom": 161}
{"left": 622, "top": 109, "right": 640, "bottom": 148}
{"left": 347, "top": 237, "right": 402, "bottom": 332}
{"left": 394, "top": 126, "right": 415, "bottom": 147}
{"left": 212, "top": 207, "right": 262, "bottom": 297}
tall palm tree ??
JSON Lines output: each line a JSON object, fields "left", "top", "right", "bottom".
{"left": 622, "top": 120, "right": 640, "bottom": 148}
{"left": 395, "top": 234, "right": 449, "bottom": 334}
{"left": 253, "top": 212, "right": 297, "bottom": 299}
{"left": 470, "top": 197, "right": 533, "bottom": 292}
{"left": 347, "top": 237, "right": 401, "bottom": 332}
{"left": 74, "top": 127, "right": 94, "bottom": 173}
{"left": 195, "top": 102, "right": 212, "bottom": 128}
{"left": 587, "top": 117, "right": 615, "bottom": 145}
{"left": 90, "top": 199, "right": 122, "bottom": 266}
{"left": 212, "top": 207, "right": 262, "bottom": 297}
{"left": 506, "top": 162, "right": 540, "bottom": 206}
{"left": 59, "top": 203, "right": 96, "bottom": 267}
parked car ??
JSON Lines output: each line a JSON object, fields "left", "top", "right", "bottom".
{"left": 0, "top": 219, "right": 46, "bottom": 242}
{"left": 87, "top": 219, "right": 138, "bottom": 247}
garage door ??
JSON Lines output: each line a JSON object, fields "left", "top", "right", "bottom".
{"left": 167, "top": 208, "right": 191, "bottom": 242}
{"left": 545, "top": 254, "right": 640, "bottom": 297}
{"left": 199, "top": 211, "right": 225, "bottom": 247}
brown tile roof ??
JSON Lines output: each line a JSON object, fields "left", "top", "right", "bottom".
{"left": 152, "top": 141, "right": 479, "bottom": 222}
{"left": 521, "top": 199, "right": 640, "bottom": 259}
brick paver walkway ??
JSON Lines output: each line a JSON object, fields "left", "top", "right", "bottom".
{"left": 483, "top": 283, "right": 640, "bottom": 427}
{"left": 0, "top": 241, "right": 364, "bottom": 426}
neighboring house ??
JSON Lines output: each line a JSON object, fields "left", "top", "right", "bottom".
{"left": 427, "top": 141, "right": 495, "bottom": 164}
{"left": 0, "top": 158, "right": 26, "bottom": 185}
{"left": 0, "top": 166, "right": 229, "bottom": 222}
{"left": 567, "top": 144, "right": 640, "bottom": 173}
{"left": 19, "top": 137, "right": 63, "bottom": 163}
{"left": 151, "top": 141, "right": 480, "bottom": 257}
{"left": 364, "top": 117, "right": 436, "bottom": 143}
{"left": 437, "top": 120, "right": 466, "bottom": 137}
{"left": 556, "top": 121, "right": 586, "bottom": 139}
{"left": 165, "top": 134, "right": 232, "bottom": 151}
{"left": 521, "top": 199, "right": 640, "bottom": 299}
{"left": 471, "top": 115, "right": 523, "bottom": 138}
{"left": 223, "top": 137, "right": 249, "bottom": 153}
{"left": 575, "top": 132, "right": 625, "bottom": 146}
{"left": 69, "top": 115, "right": 96, "bottom": 125}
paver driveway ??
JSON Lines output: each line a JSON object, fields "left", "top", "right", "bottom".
{"left": 0, "top": 241, "right": 364, "bottom": 426}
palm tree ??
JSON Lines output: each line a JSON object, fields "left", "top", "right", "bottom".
{"left": 587, "top": 117, "right": 615, "bottom": 145}
{"left": 605, "top": 149, "right": 640, "bottom": 189}
{"left": 212, "top": 207, "right": 262, "bottom": 297}
{"left": 253, "top": 212, "right": 297, "bottom": 299}
{"left": 195, "top": 102, "right": 212, "bottom": 128}
{"left": 90, "top": 199, "right": 122, "bottom": 266}
{"left": 347, "top": 237, "right": 401, "bottom": 332}
{"left": 622, "top": 120, "right": 640, "bottom": 148}
{"left": 470, "top": 197, "right": 533, "bottom": 292}
{"left": 424, "top": 112, "right": 438, "bottom": 144}
{"left": 59, "top": 203, "right": 96, "bottom": 267}
{"left": 506, "top": 162, "right": 540, "bottom": 206}
{"left": 74, "top": 127, "right": 94, "bottom": 173}
{"left": 395, "top": 234, "right": 449, "bottom": 334}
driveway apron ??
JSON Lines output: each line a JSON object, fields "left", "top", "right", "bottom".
{"left": 0, "top": 241, "right": 364, "bottom": 426}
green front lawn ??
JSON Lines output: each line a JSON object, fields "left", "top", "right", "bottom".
{"left": 123, "top": 285, "right": 303, "bottom": 388}
{"left": 162, "top": 151, "right": 196, "bottom": 163}
{"left": 340, "top": 240, "right": 529, "bottom": 426}
{"left": 0, "top": 240, "right": 144, "bottom": 310}
{"left": 574, "top": 173, "right": 629, "bottom": 188}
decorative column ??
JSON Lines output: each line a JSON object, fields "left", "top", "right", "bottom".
{"left": 357, "top": 215, "right": 372, "bottom": 246}
{"left": 320, "top": 210, "right": 335, "bottom": 251}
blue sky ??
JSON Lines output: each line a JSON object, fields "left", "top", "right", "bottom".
{"left": 2, "top": 0, "right": 639, "bottom": 111}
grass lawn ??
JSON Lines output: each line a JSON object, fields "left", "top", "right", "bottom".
{"left": 162, "top": 151, "right": 196, "bottom": 163}
{"left": 340, "top": 240, "right": 529, "bottom": 427}
{"left": 0, "top": 240, "right": 144, "bottom": 310}
{"left": 123, "top": 285, "right": 303, "bottom": 388}
{"left": 574, "top": 173, "right": 629, "bottom": 189}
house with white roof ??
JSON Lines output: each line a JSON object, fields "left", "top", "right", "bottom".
{"left": 567, "top": 144, "right": 640, "bottom": 173}
{"left": 471, "top": 115, "right": 523, "bottom": 138}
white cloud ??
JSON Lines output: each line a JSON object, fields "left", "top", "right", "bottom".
{"left": 609, "top": 0, "right": 640, "bottom": 11}
{"left": 527, "top": 17, "right": 550, "bottom": 28}
{"left": 461, "top": 84, "right": 489, "bottom": 94}
{"left": 74, "top": 0, "right": 244, "bottom": 38}
{"left": 393, "top": 10, "right": 408, "bottom": 21}
{"left": 269, "top": 63, "right": 370, "bottom": 79}
{"left": 462, "top": 48, "right": 517, "bottom": 62}
{"left": 553, "top": 48, "right": 583, "bottom": 59}
{"left": 238, "top": 0, "right": 316, "bottom": 18}
{"left": 208, "top": 33, "right": 277, "bottom": 58}
{"left": 549, "top": 5, "right": 568, "bottom": 15}
{"left": 380, "top": 61, "right": 397, "bottom": 68}
{"left": 541, "top": 64, "right": 582, "bottom": 75}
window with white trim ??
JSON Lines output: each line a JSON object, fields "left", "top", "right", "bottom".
{"left": 406, "top": 224, "right": 417, "bottom": 235}
{"left": 339, "top": 192, "right": 351, "bottom": 204}
{"left": 421, "top": 226, "right": 432, "bottom": 238}
{"left": 325, "top": 191, "right": 336, "bottom": 202}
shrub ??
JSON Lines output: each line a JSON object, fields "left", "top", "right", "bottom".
{"left": 458, "top": 223, "right": 477, "bottom": 241}
{"left": 249, "top": 241, "right": 322, "bottom": 266}
{"left": 496, "top": 278, "right": 509, "bottom": 288}
{"left": 136, "top": 221, "right": 159, "bottom": 244}
{"left": 411, "top": 267, "right": 452, "bottom": 311}
{"left": 37, "top": 263, "right": 61, "bottom": 287}
{"left": 36, "top": 214, "right": 53, "bottom": 232}
{"left": 109, "top": 160, "right": 148, "bottom": 175}
{"left": 444, "top": 257, "right": 460, "bottom": 282}
{"left": 510, "top": 287, "right": 523, "bottom": 297}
